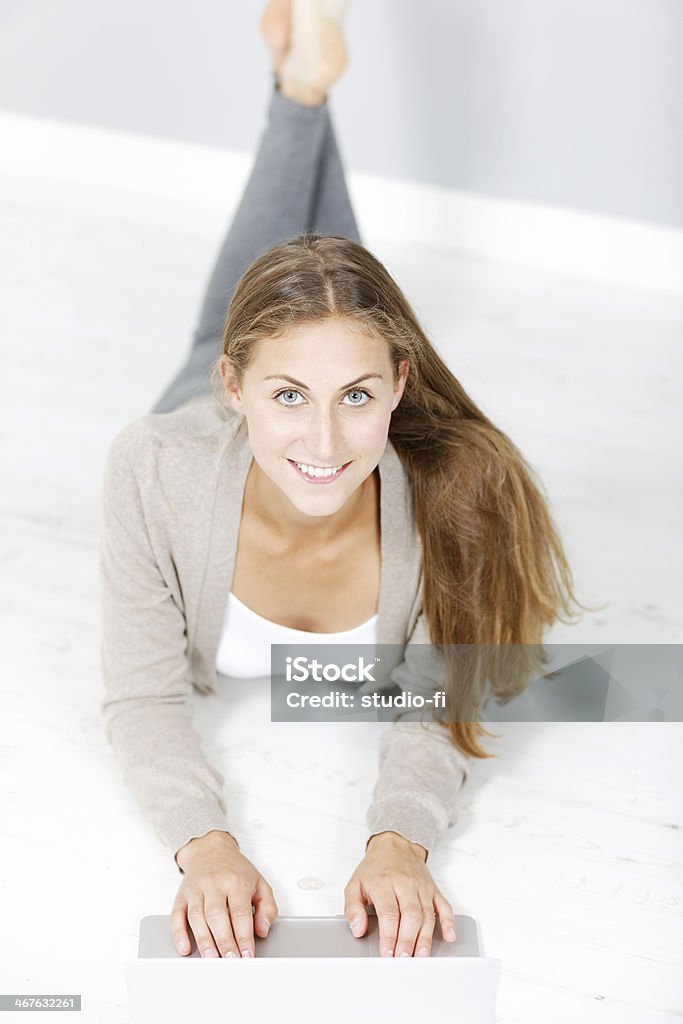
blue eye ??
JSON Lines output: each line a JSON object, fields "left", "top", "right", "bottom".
{"left": 344, "top": 389, "right": 373, "bottom": 406}
{"left": 275, "top": 389, "right": 303, "bottom": 406}
{"left": 274, "top": 388, "right": 373, "bottom": 408}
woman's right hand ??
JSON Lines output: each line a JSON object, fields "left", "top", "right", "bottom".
{"left": 171, "top": 830, "right": 278, "bottom": 958}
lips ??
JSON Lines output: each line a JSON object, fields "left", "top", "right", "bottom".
{"left": 287, "top": 459, "right": 351, "bottom": 484}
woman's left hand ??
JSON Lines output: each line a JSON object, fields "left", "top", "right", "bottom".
{"left": 343, "top": 830, "right": 457, "bottom": 957}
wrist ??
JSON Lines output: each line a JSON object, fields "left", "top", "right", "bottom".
{"left": 366, "top": 830, "right": 428, "bottom": 862}
{"left": 175, "top": 829, "right": 239, "bottom": 872}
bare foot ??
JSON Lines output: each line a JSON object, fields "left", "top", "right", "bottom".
{"left": 261, "top": 0, "right": 350, "bottom": 107}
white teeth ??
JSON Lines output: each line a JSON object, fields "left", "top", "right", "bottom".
{"left": 294, "top": 461, "right": 343, "bottom": 478}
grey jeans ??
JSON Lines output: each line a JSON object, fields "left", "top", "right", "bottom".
{"left": 149, "top": 81, "right": 362, "bottom": 414}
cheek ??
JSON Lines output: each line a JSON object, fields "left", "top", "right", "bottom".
{"left": 356, "top": 409, "right": 393, "bottom": 447}
{"left": 247, "top": 408, "right": 292, "bottom": 446}
{"left": 360, "top": 424, "right": 390, "bottom": 452}
{"left": 333, "top": 412, "right": 391, "bottom": 453}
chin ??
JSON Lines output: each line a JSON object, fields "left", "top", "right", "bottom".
{"left": 297, "top": 500, "right": 345, "bottom": 518}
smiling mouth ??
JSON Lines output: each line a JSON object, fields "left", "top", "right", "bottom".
{"left": 287, "top": 459, "right": 352, "bottom": 483}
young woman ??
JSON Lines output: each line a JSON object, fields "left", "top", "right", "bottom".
{"left": 100, "top": 0, "right": 579, "bottom": 963}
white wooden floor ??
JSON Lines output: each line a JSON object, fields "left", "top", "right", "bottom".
{"left": 0, "top": 127, "right": 681, "bottom": 1023}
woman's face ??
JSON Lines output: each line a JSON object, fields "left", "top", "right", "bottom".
{"left": 220, "top": 318, "right": 409, "bottom": 520}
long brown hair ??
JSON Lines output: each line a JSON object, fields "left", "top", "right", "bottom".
{"left": 210, "top": 233, "right": 584, "bottom": 758}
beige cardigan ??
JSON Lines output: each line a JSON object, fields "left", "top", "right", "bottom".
{"left": 99, "top": 394, "right": 470, "bottom": 867}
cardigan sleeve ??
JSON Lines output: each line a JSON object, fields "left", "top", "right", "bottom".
{"left": 364, "top": 611, "right": 471, "bottom": 859}
{"left": 99, "top": 425, "right": 236, "bottom": 871}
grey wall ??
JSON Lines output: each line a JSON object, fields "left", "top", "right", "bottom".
{"left": 1, "top": 0, "right": 681, "bottom": 229}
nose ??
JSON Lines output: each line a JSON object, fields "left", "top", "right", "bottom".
{"left": 304, "top": 408, "right": 344, "bottom": 464}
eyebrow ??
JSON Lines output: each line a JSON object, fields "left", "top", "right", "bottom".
{"left": 263, "top": 373, "right": 384, "bottom": 390}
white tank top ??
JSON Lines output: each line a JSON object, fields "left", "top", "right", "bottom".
{"left": 216, "top": 592, "right": 379, "bottom": 678}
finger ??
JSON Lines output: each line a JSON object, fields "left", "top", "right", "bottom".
{"left": 171, "top": 901, "right": 192, "bottom": 956}
{"left": 227, "top": 887, "right": 257, "bottom": 958}
{"left": 434, "top": 891, "right": 457, "bottom": 942}
{"left": 414, "top": 890, "right": 437, "bottom": 957}
{"left": 202, "top": 889, "right": 241, "bottom": 958}
{"left": 393, "top": 889, "right": 423, "bottom": 958}
{"left": 344, "top": 878, "right": 369, "bottom": 937}
{"left": 186, "top": 897, "right": 230, "bottom": 959}
{"left": 367, "top": 888, "right": 400, "bottom": 957}
{"left": 253, "top": 878, "right": 279, "bottom": 938}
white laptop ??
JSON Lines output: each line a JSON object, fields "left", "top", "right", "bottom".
{"left": 126, "top": 911, "right": 502, "bottom": 1024}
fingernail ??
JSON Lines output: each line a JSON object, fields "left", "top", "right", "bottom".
{"left": 383, "top": 948, "right": 394, "bottom": 957}
{"left": 445, "top": 928, "right": 456, "bottom": 940}
{"left": 417, "top": 946, "right": 430, "bottom": 957}
{"left": 176, "top": 941, "right": 188, "bottom": 954}
{"left": 350, "top": 919, "right": 363, "bottom": 935}
{"left": 262, "top": 920, "right": 270, "bottom": 936}
{"left": 203, "top": 949, "right": 218, "bottom": 958}
{"left": 226, "top": 951, "right": 238, "bottom": 958}
{"left": 398, "top": 951, "right": 410, "bottom": 958}
{"left": 240, "top": 949, "right": 253, "bottom": 958}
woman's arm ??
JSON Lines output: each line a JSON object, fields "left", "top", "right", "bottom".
{"left": 342, "top": 610, "right": 469, "bottom": 956}
{"left": 365, "top": 609, "right": 471, "bottom": 858}
{"left": 99, "top": 421, "right": 233, "bottom": 868}
{"left": 365, "top": 715, "right": 470, "bottom": 858}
